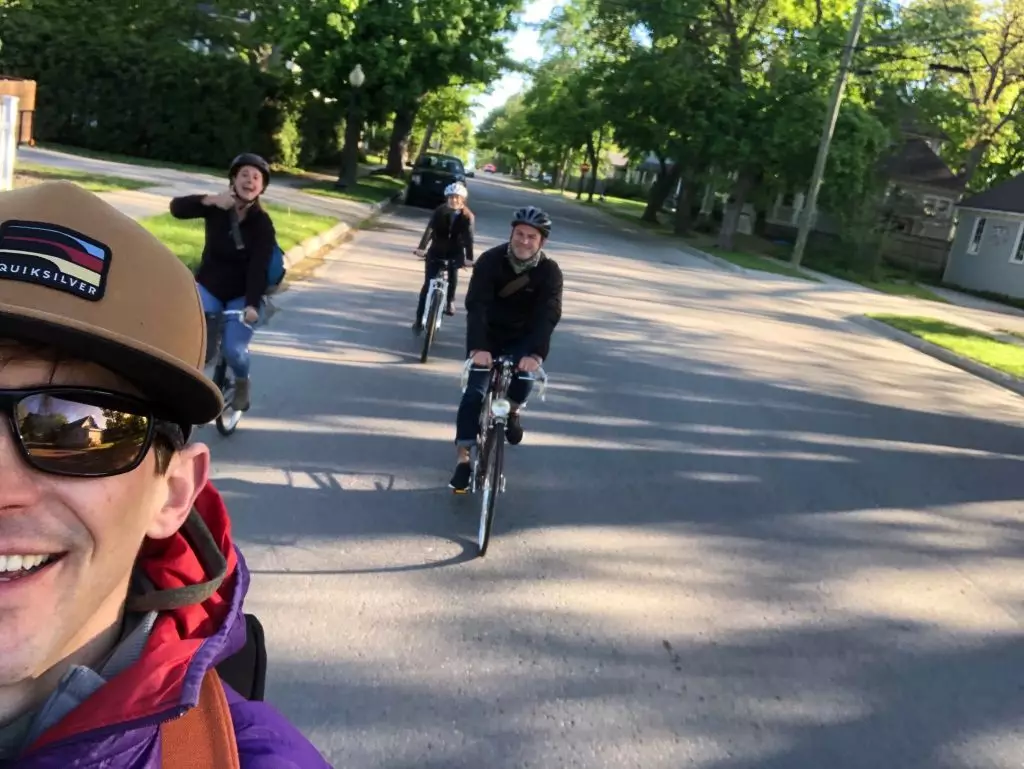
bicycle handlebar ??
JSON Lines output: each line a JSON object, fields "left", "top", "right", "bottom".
{"left": 218, "top": 309, "right": 257, "bottom": 330}
{"left": 460, "top": 356, "right": 549, "bottom": 400}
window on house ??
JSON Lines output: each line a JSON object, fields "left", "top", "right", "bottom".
{"left": 1012, "top": 225, "right": 1024, "bottom": 264}
{"left": 968, "top": 217, "right": 987, "bottom": 254}
{"left": 923, "top": 196, "right": 952, "bottom": 217}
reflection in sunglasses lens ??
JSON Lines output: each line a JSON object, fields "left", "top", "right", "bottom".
{"left": 14, "top": 393, "right": 151, "bottom": 475}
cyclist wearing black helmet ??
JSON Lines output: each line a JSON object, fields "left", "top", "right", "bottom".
{"left": 449, "top": 205, "right": 564, "bottom": 492}
{"left": 169, "top": 153, "right": 276, "bottom": 413}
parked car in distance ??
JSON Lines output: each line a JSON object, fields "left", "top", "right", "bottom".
{"left": 483, "top": 163, "right": 497, "bottom": 173}
{"left": 404, "top": 153, "right": 468, "bottom": 208}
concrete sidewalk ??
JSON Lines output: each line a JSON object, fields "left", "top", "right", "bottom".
{"left": 15, "top": 146, "right": 394, "bottom": 223}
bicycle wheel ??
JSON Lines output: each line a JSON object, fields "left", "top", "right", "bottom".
{"left": 477, "top": 425, "right": 504, "bottom": 557}
{"left": 215, "top": 361, "right": 243, "bottom": 436}
{"left": 420, "top": 291, "right": 440, "bottom": 363}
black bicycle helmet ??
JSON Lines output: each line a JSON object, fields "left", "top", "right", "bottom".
{"left": 511, "top": 205, "right": 552, "bottom": 238}
{"left": 228, "top": 152, "right": 271, "bottom": 189}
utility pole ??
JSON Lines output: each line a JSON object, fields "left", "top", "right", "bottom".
{"left": 790, "top": 0, "right": 868, "bottom": 266}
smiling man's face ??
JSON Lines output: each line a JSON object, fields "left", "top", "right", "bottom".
{"left": 0, "top": 342, "right": 208, "bottom": 694}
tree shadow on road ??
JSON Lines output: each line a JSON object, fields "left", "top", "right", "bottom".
{"left": 220, "top": 200, "right": 1024, "bottom": 768}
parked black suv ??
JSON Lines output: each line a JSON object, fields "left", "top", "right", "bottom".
{"left": 404, "top": 152, "right": 468, "bottom": 208}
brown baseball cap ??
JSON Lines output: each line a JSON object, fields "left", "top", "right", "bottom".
{"left": 0, "top": 180, "right": 223, "bottom": 424}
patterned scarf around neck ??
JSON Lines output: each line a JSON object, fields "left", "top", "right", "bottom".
{"left": 507, "top": 243, "right": 544, "bottom": 274}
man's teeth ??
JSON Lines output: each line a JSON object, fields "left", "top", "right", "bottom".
{"left": 0, "top": 554, "right": 53, "bottom": 572}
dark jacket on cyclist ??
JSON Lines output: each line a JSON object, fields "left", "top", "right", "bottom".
{"left": 418, "top": 204, "right": 475, "bottom": 263}
{"left": 464, "top": 243, "right": 563, "bottom": 361}
{"left": 170, "top": 195, "right": 276, "bottom": 309}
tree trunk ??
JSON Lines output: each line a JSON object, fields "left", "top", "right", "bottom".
{"left": 960, "top": 139, "right": 990, "bottom": 189}
{"left": 641, "top": 161, "right": 681, "bottom": 223}
{"left": 557, "top": 148, "right": 573, "bottom": 188}
{"left": 587, "top": 128, "right": 604, "bottom": 202}
{"left": 337, "top": 103, "right": 363, "bottom": 187}
{"left": 578, "top": 136, "right": 598, "bottom": 200}
{"left": 673, "top": 175, "right": 694, "bottom": 235}
{"left": 716, "top": 171, "right": 756, "bottom": 250}
{"left": 696, "top": 178, "right": 716, "bottom": 229}
{"left": 416, "top": 120, "right": 437, "bottom": 159}
{"left": 386, "top": 105, "right": 418, "bottom": 177}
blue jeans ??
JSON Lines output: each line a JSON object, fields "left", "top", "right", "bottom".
{"left": 197, "top": 283, "right": 256, "bottom": 379}
{"left": 455, "top": 341, "right": 536, "bottom": 447}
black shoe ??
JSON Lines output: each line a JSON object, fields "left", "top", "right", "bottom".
{"left": 444, "top": 303, "right": 456, "bottom": 316}
{"left": 449, "top": 461, "right": 472, "bottom": 493}
{"left": 412, "top": 320, "right": 423, "bottom": 335}
{"left": 505, "top": 412, "right": 523, "bottom": 445}
{"left": 231, "top": 377, "right": 251, "bottom": 412}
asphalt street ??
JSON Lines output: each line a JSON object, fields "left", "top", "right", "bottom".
{"left": 202, "top": 174, "right": 1024, "bottom": 769}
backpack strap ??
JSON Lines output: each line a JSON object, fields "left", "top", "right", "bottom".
{"left": 498, "top": 274, "right": 530, "bottom": 298}
{"left": 160, "top": 669, "right": 240, "bottom": 769}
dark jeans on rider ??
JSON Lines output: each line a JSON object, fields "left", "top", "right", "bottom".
{"left": 455, "top": 341, "right": 535, "bottom": 447}
{"left": 416, "top": 256, "right": 458, "bottom": 319}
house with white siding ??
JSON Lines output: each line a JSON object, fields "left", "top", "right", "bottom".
{"left": 944, "top": 174, "right": 1024, "bottom": 299}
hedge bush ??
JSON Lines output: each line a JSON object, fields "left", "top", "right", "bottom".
{"left": 0, "top": 28, "right": 298, "bottom": 168}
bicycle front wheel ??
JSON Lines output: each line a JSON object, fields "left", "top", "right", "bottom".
{"left": 477, "top": 425, "right": 505, "bottom": 557}
{"left": 420, "top": 292, "right": 440, "bottom": 363}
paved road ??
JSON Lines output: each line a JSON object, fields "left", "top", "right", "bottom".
{"left": 204, "top": 174, "right": 1024, "bottom": 769}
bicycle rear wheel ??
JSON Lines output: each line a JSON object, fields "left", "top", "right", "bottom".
{"left": 420, "top": 291, "right": 440, "bottom": 363}
{"left": 477, "top": 425, "right": 504, "bottom": 557}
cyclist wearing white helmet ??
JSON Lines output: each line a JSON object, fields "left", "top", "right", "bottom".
{"left": 413, "top": 181, "right": 474, "bottom": 328}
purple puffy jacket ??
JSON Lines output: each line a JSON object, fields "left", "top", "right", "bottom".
{"left": 11, "top": 483, "right": 332, "bottom": 769}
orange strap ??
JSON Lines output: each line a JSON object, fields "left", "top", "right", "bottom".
{"left": 160, "top": 669, "right": 240, "bottom": 769}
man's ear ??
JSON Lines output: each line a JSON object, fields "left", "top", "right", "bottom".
{"left": 146, "top": 443, "right": 211, "bottom": 540}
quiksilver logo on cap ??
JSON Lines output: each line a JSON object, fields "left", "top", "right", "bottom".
{"left": 0, "top": 219, "right": 111, "bottom": 301}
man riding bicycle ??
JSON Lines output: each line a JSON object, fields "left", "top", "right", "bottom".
{"left": 449, "top": 205, "right": 564, "bottom": 492}
{"left": 169, "top": 153, "right": 275, "bottom": 413}
{"left": 413, "top": 182, "right": 474, "bottom": 329}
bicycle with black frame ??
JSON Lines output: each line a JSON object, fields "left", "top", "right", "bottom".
{"left": 459, "top": 354, "right": 547, "bottom": 557}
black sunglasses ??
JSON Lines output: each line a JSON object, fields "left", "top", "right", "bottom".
{"left": 0, "top": 387, "right": 187, "bottom": 478}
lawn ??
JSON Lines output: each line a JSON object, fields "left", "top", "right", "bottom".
{"left": 303, "top": 174, "right": 406, "bottom": 205}
{"left": 141, "top": 203, "right": 340, "bottom": 270}
{"left": 869, "top": 314, "right": 1024, "bottom": 378}
{"left": 13, "top": 162, "right": 153, "bottom": 193}
{"left": 706, "top": 247, "right": 818, "bottom": 280}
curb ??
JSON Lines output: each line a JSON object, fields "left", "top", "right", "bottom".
{"left": 281, "top": 192, "right": 400, "bottom": 270}
{"left": 851, "top": 314, "right": 1024, "bottom": 398}
{"left": 679, "top": 245, "right": 746, "bottom": 274}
